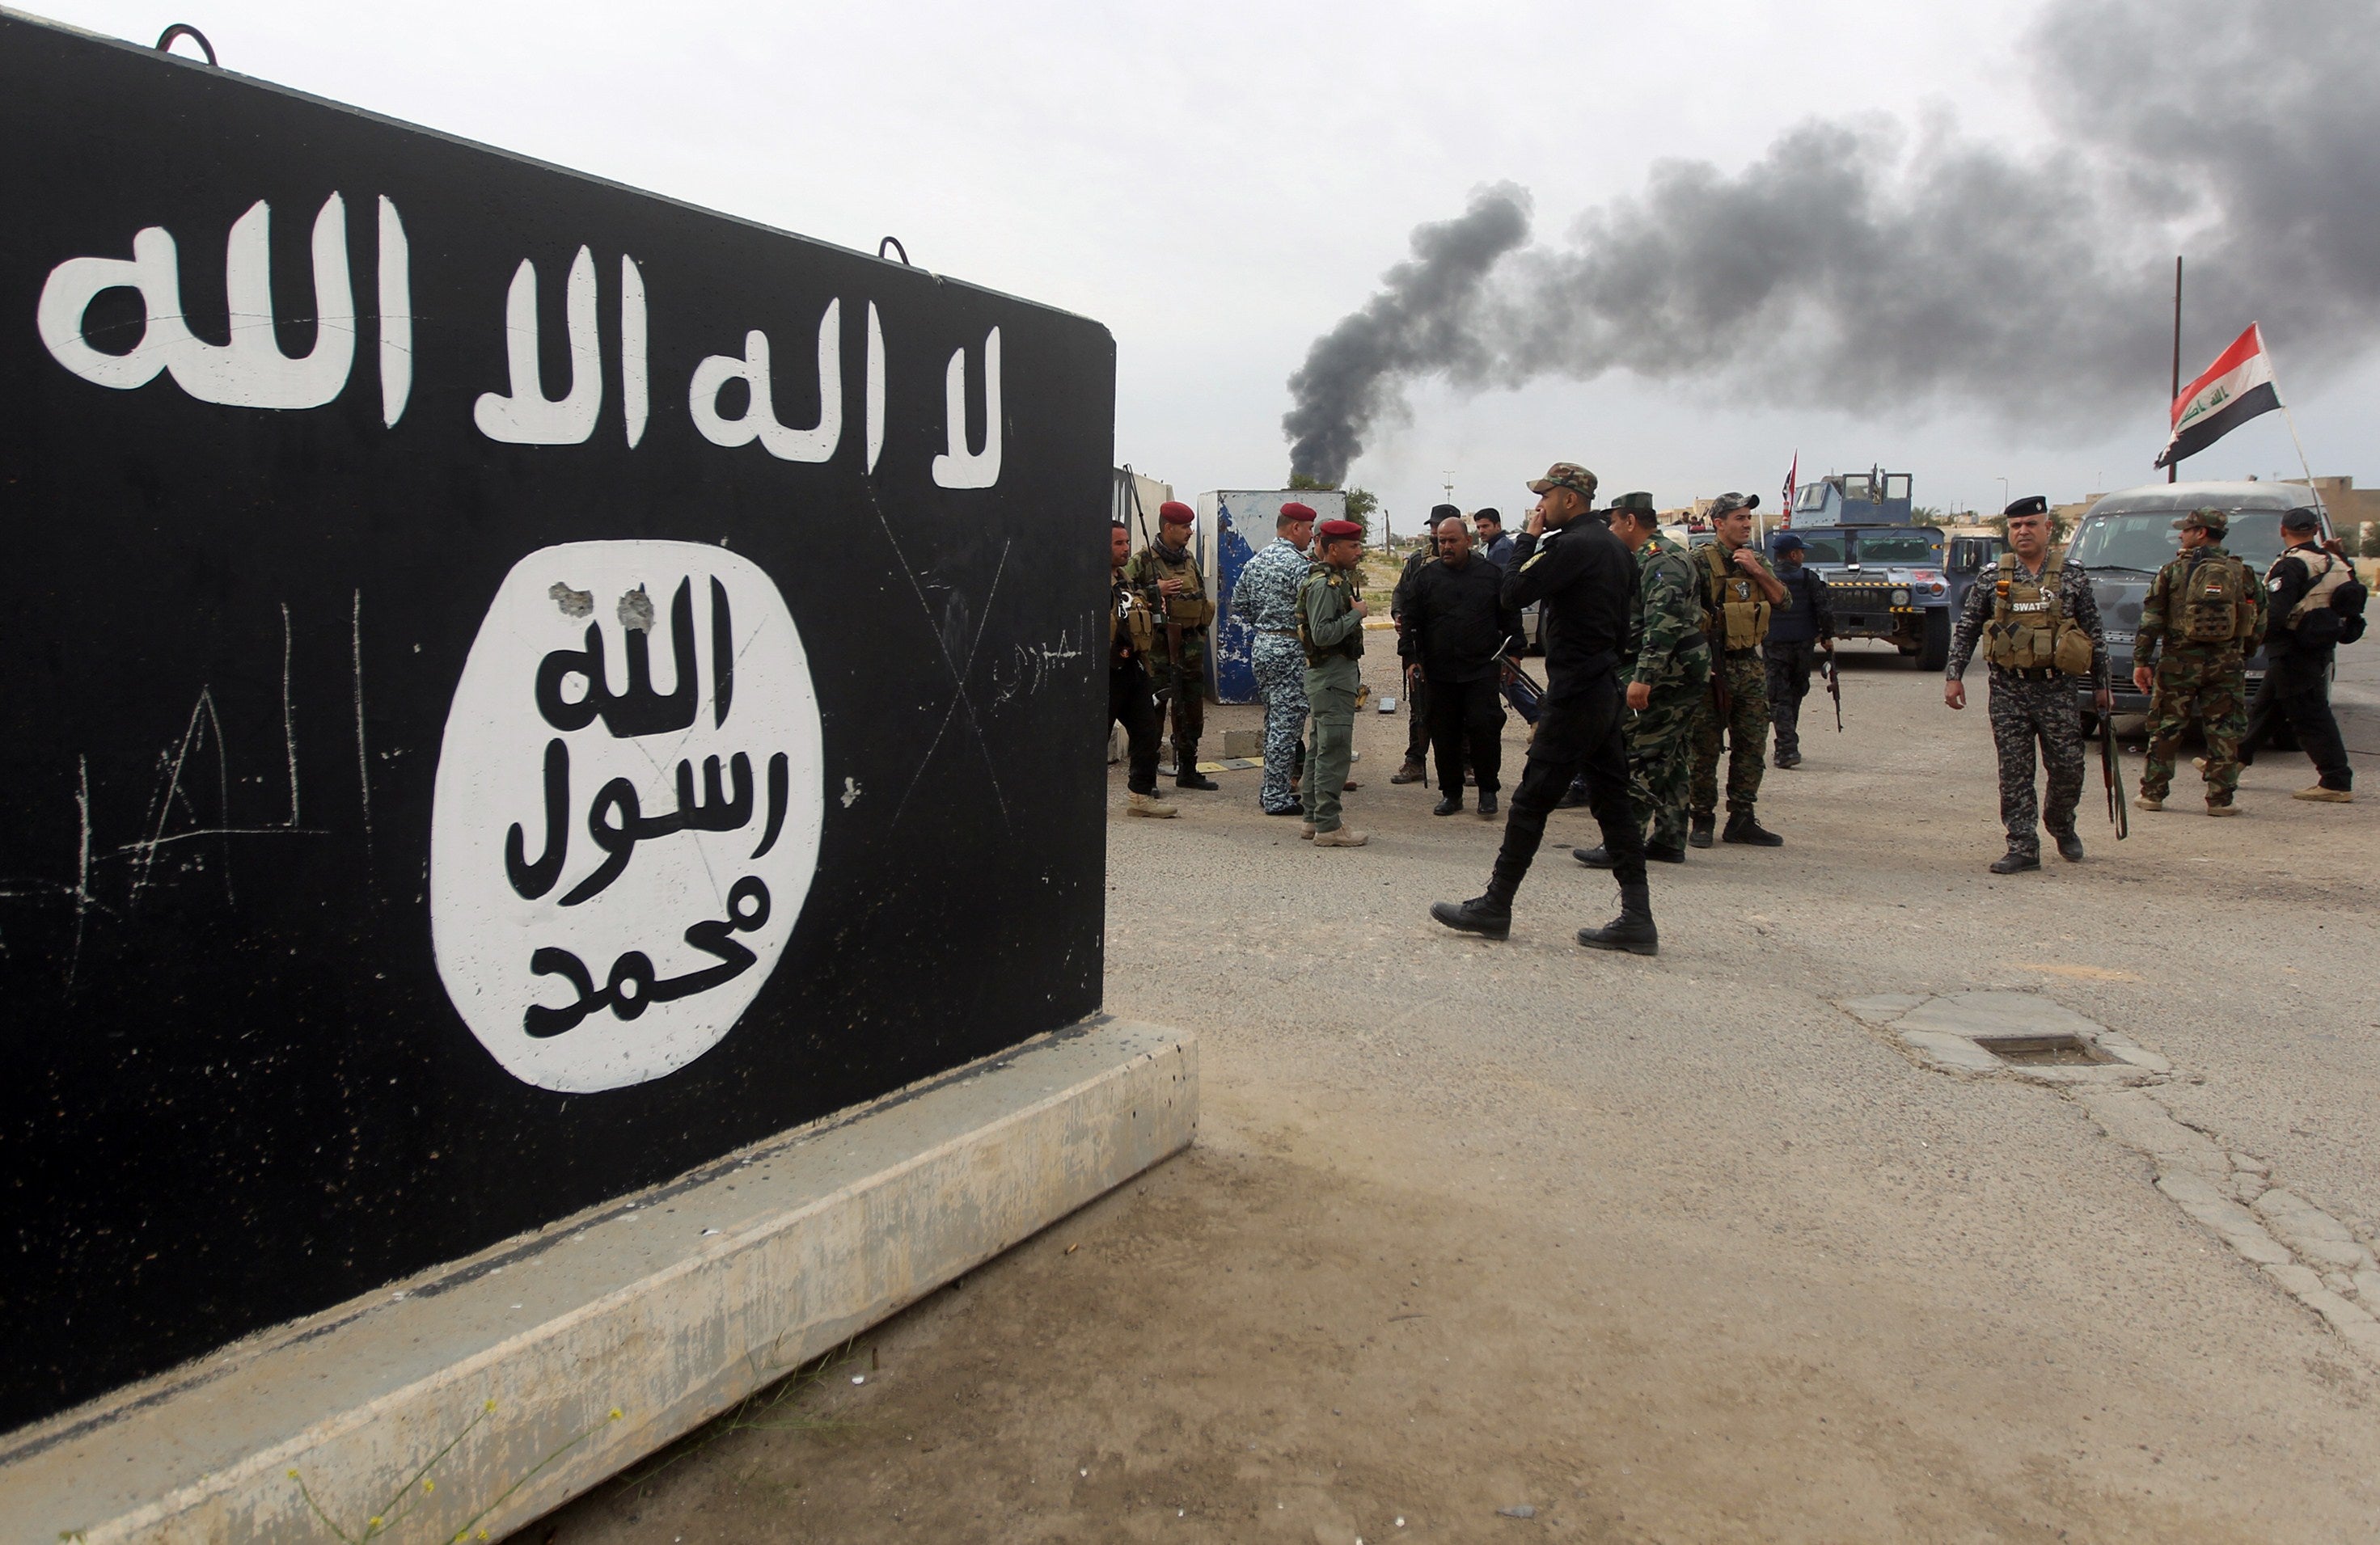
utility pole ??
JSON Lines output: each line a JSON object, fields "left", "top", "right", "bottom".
{"left": 2168, "top": 255, "right": 2183, "bottom": 483}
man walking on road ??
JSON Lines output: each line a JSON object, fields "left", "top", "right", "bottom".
{"left": 1109, "top": 521, "right": 1176, "bottom": 818}
{"left": 1687, "top": 493, "right": 1787, "bottom": 847}
{"left": 1576, "top": 492, "right": 1709, "bottom": 868}
{"left": 1404, "top": 513, "right": 1523, "bottom": 819}
{"left": 1764, "top": 531, "right": 1833, "bottom": 769}
{"left": 1228, "top": 500, "right": 1318, "bottom": 817}
{"left": 2239, "top": 507, "right": 2356, "bottom": 802}
{"left": 1300, "top": 519, "right": 1372, "bottom": 846}
{"left": 2133, "top": 508, "right": 2264, "bottom": 816}
{"left": 1943, "top": 496, "right": 2108, "bottom": 870}
{"left": 1431, "top": 462, "right": 1657, "bottom": 954}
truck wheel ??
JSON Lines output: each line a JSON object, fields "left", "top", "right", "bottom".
{"left": 1917, "top": 609, "right": 1951, "bottom": 672}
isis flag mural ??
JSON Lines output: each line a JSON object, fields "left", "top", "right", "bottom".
{"left": 0, "top": 13, "right": 1114, "bottom": 1432}
{"left": 2156, "top": 322, "right": 2282, "bottom": 469}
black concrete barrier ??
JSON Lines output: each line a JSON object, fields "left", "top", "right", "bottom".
{"left": 0, "top": 12, "right": 1113, "bottom": 1433}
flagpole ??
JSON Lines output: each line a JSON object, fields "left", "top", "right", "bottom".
{"left": 2262, "top": 333, "right": 2327, "bottom": 521}
{"left": 2167, "top": 256, "right": 2182, "bottom": 483}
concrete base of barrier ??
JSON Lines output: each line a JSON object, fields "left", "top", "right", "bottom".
{"left": 2, "top": 1018, "right": 1196, "bottom": 1544}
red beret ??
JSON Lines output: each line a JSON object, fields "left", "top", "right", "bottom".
{"left": 1158, "top": 500, "right": 1194, "bottom": 525}
{"left": 1279, "top": 501, "right": 1317, "bottom": 521}
{"left": 1317, "top": 519, "right": 1363, "bottom": 541}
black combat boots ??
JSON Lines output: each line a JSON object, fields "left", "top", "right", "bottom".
{"left": 1573, "top": 841, "right": 1685, "bottom": 868}
{"left": 1687, "top": 813, "right": 1714, "bottom": 848}
{"left": 1989, "top": 846, "right": 2042, "bottom": 874}
{"left": 1577, "top": 882, "right": 1659, "bottom": 956}
{"left": 1429, "top": 893, "right": 1512, "bottom": 939}
{"left": 2050, "top": 828, "right": 2085, "bottom": 862}
{"left": 1173, "top": 742, "right": 1220, "bottom": 791}
{"left": 1432, "top": 794, "right": 1463, "bottom": 817}
{"left": 1722, "top": 812, "right": 1783, "bottom": 846}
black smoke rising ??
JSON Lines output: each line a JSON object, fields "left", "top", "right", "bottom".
{"left": 1285, "top": 0, "right": 2380, "bottom": 485}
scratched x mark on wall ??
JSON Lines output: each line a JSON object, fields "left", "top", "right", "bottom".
{"left": 0, "top": 13, "right": 1114, "bottom": 1432}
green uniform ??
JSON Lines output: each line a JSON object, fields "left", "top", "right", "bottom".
{"left": 1122, "top": 540, "right": 1215, "bottom": 763}
{"left": 1297, "top": 564, "right": 1366, "bottom": 833}
{"left": 2137, "top": 542, "right": 2267, "bottom": 805}
{"left": 1689, "top": 542, "right": 1773, "bottom": 820}
{"left": 1623, "top": 533, "right": 1712, "bottom": 846}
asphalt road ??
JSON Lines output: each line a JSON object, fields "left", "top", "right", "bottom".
{"left": 536, "top": 640, "right": 2380, "bottom": 1543}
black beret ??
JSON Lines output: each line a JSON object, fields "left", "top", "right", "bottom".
{"left": 2004, "top": 495, "right": 2048, "bottom": 517}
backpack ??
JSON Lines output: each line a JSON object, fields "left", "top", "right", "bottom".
{"left": 2284, "top": 549, "right": 2369, "bottom": 648}
{"left": 2179, "top": 551, "right": 2253, "bottom": 644}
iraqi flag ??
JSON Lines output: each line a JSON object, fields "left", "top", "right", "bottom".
{"left": 2157, "top": 323, "right": 2281, "bottom": 469}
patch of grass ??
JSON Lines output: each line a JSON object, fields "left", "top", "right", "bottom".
{"left": 289, "top": 1399, "right": 622, "bottom": 1543}
{"left": 607, "top": 1340, "right": 862, "bottom": 1498}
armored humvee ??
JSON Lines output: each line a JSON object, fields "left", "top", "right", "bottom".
{"left": 1786, "top": 470, "right": 1994, "bottom": 671}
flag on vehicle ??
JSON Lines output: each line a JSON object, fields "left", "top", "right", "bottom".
{"left": 2157, "top": 323, "right": 2281, "bottom": 469}
{"left": 1780, "top": 454, "right": 1798, "bottom": 528}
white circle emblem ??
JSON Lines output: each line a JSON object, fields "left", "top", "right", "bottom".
{"left": 431, "top": 541, "right": 822, "bottom": 1092}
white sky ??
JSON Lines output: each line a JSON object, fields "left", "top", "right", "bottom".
{"left": 39, "top": 0, "right": 2380, "bottom": 530}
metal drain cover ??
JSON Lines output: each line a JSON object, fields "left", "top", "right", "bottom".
{"left": 1973, "top": 1033, "right": 2116, "bottom": 1066}
{"left": 1842, "top": 991, "right": 2169, "bottom": 1083}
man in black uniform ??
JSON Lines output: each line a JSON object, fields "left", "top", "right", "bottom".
{"left": 1763, "top": 531, "right": 1833, "bottom": 768}
{"left": 1431, "top": 462, "right": 1656, "bottom": 954}
{"left": 2240, "top": 507, "right": 2357, "bottom": 800}
{"left": 1390, "top": 509, "right": 1454, "bottom": 784}
{"left": 1405, "top": 513, "right": 1524, "bottom": 818}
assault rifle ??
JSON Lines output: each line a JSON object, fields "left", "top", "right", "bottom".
{"left": 1824, "top": 648, "right": 1843, "bottom": 731}
{"left": 2100, "top": 707, "right": 2128, "bottom": 839}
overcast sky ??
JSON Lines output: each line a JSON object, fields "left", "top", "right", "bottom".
{"left": 40, "top": 0, "right": 2380, "bottom": 531}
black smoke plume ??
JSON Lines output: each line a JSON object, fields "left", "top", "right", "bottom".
{"left": 1285, "top": 0, "right": 2380, "bottom": 485}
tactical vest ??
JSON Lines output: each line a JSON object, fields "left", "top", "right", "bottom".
{"left": 1297, "top": 568, "right": 1363, "bottom": 666}
{"left": 2178, "top": 548, "right": 2254, "bottom": 644}
{"left": 1699, "top": 543, "right": 1770, "bottom": 650}
{"left": 1983, "top": 555, "right": 2091, "bottom": 674}
{"left": 1110, "top": 576, "right": 1154, "bottom": 657}
{"left": 1136, "top": 547, "right": 1216, "bottom": 631}
{"left": 2283, "top": 549, "right": 2350, "bottom": 628}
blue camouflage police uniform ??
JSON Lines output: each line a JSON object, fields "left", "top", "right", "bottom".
{"left": 1229, "top": 534, "right": 1314, "bottom": 815}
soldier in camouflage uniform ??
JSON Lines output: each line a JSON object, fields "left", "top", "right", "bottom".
{"left": 1943, "top": 496, "right": 2110, "bottom": 871}
{"left": 2133, "top": 507, "right": 2267, "bottom": 815}
{"left": 1122, "top": 501, "right": 1220, "bottom": 791}
{"left": 1687, "top": 493, "right": 1787, "bottom": 846}
{"left": 1575, "top": 492, "right": 1709, "bottom": 867}
{"left": 1299, "top": 519, "right": 1372, "bottom": 846}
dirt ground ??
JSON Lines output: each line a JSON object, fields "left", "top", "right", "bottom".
{"left": 528, "top": 640, "right": 2380, "bottom": 1543}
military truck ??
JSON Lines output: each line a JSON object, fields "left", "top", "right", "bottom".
{"left": 2063, "top": 479, "right": 2336, "bottom": 728}
{"left": 1784, "top": 470, "right": 1996, "bottom": 671}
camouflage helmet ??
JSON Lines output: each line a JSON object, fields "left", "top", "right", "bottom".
{"left": 1527, "top": 462, "right": 1600, "bottom": 503}
{"left": 2181, "top": 507, "right": 2230, "bottom": 535}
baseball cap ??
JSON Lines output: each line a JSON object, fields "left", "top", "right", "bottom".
{"left": 1526, "top": 462, "right": 1599, "bottom": 501}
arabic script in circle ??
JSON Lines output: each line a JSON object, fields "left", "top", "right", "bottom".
{"left": 431, "top": 541, "right": 823, "bottom": 1092}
